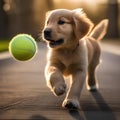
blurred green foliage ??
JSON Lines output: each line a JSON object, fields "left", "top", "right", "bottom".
{"left": 0, "top": 40, "right": 10, "bottom": 52}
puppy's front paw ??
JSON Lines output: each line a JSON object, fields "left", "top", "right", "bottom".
{"left": 62, "top": 99, "right": 80, "bottom": 110}
{"left": 53, "top": 83, "right": 66, "bottom": 96}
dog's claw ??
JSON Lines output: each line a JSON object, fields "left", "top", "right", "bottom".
{"left": 62, "top": 99, "right": 80, "bottom": 110}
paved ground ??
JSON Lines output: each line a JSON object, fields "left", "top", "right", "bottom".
{"left": 0, "top": 41, "right": 120, "bottom": 120}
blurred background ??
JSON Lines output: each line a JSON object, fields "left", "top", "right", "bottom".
{"left": 0, "top": 0, "right": 120, "bottom": 51}
{"left": 0, "top": 1, "right": 120, "bottom": 119}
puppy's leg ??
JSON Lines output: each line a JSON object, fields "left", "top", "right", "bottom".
{"left": 45, "top": 66, "right": 66, "bottom": 96}
{"left": 87, "top": 63, "right": 99, "bottom": 91}
{"left": 62, "top": 71, "right": 86, "bottom": 109}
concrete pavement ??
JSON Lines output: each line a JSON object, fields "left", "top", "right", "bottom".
{"left": 0, "top": 41, "right": 120, "bottom": 120}
{"left": 101, "top": 40, "right": 120, "bottom": 56}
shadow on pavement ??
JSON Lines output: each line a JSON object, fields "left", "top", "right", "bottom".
{"left": 29, "top": 115, "right": 51, "bottom": 120}
{"left": 68, "top": 91, "right": 116, "bottom": 120}
{"left": 69, "top": 110, "right": 84, "bottom": 120}
{"left": 83, "top": 91, "right": 116, "bottom": 120}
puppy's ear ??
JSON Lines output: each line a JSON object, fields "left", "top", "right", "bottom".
{"left": 46, "top": 11, "right": 51, "bottom": 18}
{"left": 45, "top": 11, "right": 52, "bottom": 24}
{"left": 72, "top": 9, "right": 94, "bottom": 40}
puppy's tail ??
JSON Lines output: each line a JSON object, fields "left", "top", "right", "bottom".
{"left": 89, "top": 19, "right": 109, "bottom": 40}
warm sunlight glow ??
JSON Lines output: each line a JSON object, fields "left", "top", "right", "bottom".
{"left": 84, "top": 0, "right": 107, "bottom": 4}
{"left": 53, "top": 0, "right": 120, "bottom": 5}
{"left": 53, "top": 0, "right": 120, "bottom": 4}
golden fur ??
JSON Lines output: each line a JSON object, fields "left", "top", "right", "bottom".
{"left": 42, "top": 8, "right": 108, "bottom": 109}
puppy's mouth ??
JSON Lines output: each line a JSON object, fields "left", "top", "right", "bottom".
{"left": 46, "top": 38, "right": 64, "bottom": 48}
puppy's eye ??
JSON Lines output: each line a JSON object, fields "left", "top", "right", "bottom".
{"left": 58, "top": 20, "right": 65, "bottom": 25}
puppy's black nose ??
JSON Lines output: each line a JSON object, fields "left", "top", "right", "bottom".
{"left": 44, "top": 29, "right": 52, "bottom": 38}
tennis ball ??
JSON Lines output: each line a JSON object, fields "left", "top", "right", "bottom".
{"left": 9, "top": 34, "right": 37, "bottom": 61}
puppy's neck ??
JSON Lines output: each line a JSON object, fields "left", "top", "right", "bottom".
{"left": 54, "top": 42, "right": 79, "bottom": 55}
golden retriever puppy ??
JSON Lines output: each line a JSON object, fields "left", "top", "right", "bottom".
{"left": 42, "top": 8, "right": 108, "bottom": 109}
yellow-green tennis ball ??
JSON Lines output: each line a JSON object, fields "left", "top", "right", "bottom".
{"left": 9, "top": 34, "right": 37, "bottom": 61}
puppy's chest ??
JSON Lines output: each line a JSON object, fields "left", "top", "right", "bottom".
{"left": 58, "top": 50, "right": 84, "bottom": 73}
{"left": 58, "top": 51, "right": 83, "bottom": 75}
{"left": 59, "top": 51, "right": 76, "bottom": 66}
{"left": 49, "top": 49, "right": 87, "bottom": 75}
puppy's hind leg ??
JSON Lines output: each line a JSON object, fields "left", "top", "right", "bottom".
{"left": 86, "top": 63, "right": 99, "bottom": 91}
{"left": 45, "top": 66, "right": 66, "bottom": 96}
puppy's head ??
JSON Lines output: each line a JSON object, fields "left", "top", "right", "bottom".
{"left": 43, "top": 8, "right": 93, "bottom": 49}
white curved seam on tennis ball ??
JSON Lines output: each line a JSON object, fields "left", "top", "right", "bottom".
{"left": 9, "top": 35, "right": 37, "bottom": 61}
{"left": 11, "top": 36, "right": 37, "bottom": 53}
{"left": 25, "top": 35, "right": 37, "bottom": 53}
